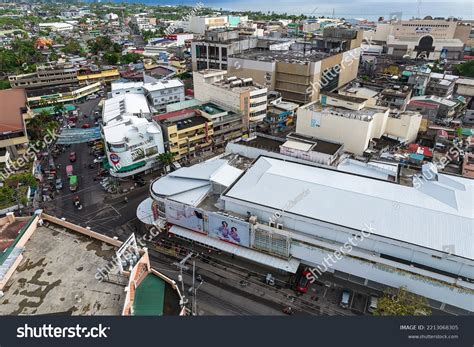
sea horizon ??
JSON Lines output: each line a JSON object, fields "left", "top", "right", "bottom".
{"left": 93, "top": 0, "right": 474, "bottom": 21}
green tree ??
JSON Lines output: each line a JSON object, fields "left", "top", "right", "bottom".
{"left": 121, "top": 53, "right": 142, "bottom": 64}
{"left": 452, "top": 60, "right": 474, "bottom": 78}
{"left": 62, "top": 39, "right": 82, "bottom": 55}
{"left": 374, "top": 286, "right": 431, "bottom": 316}
{"left": 103, "top": 52, "right": 120, "bottom": 65}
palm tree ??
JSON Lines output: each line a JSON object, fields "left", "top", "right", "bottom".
{"left": 158, "top": 152, "right": 176, "bottom": 173}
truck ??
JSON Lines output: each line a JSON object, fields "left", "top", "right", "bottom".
{"left": 69, "top": 175, "right": 78, "bottom": 192}
{"left": 66, "top": 165, "right": 73, "bottom": 176}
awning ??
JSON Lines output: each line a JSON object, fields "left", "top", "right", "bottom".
{"left": 116, "top": 160, "right": 146, "bottom": 173}
{"left": 169, "top": 225, "right": 300, "bottom": 273}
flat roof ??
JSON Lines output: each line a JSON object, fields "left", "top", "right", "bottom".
{"left": 224, "top": 156, "right": 474, "bottom": 260}
{"left": 232, "top": 48, "right": 330, "bottom": 63}
{"left": 0, "top": 89, "right": 26, "bottom": 133}
{"left": 287, "top": 132, "right": 343, "bottom": 155}
{"left": 0, "top": 224, "right": 124, "bottom": 315}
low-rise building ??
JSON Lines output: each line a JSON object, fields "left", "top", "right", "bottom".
{"left": 142, "top": 154, "right": 474, "bottom": 314}
{"left": 296, "top": 93, "right": 422, "bottom": 155}
{"left": 102, "top": 94, "right": 165, "bottom": 177}
{"left": 407, "top": 95, "right": 462, "bottom": 121}
{"left": 9, "top": 64, "right": 78, "bottom": 89}
{"left": 39, "top": 22, "right": 74, "bottom": 32}
{"left": 193, "top": 69, "right": 267, "bottom": 133}
{"left": 154, "top": 109, "right": 214, "bottom": 161}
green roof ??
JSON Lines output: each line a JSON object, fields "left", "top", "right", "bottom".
{"left": 133, "top": 274, "right": 165, "bottom": 316}
{"left": 402, "top": 71, "right": 413, "bottom": 77}
{"left": 32, "top": 104, "right": 76, "bottom": 114}
{"left": 461, "top": 128, "right": 474, "bottom": 137}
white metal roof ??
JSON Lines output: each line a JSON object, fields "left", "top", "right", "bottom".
{"left": 281, "top": 140, "right": 313, "bottom": 152}
{"left": 225, "top": 157, "right": 474, "bottom": 260}
{"left": 103, "top": 94, "right": 150, "bottom": 124}
{"left": 169, "top": 225, "right": 300, "bottom": 273}
{"left": 151, "top": 159, "right": 241, "bottom": 206}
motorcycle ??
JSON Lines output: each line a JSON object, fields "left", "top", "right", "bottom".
{"left": 73, "top": 196, "right": 83, "bottom": 210}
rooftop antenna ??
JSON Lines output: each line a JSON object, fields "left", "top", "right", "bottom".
{"left": 332, "top": 8, "right": 335, "bottom": 19}
{"left": 417, "top": 0, "right": 422, "bottom": 19}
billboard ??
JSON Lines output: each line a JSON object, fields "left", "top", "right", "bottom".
{"left": 165, "top": 201, "right": 206, "bottom": 234}
{"left": 208, "top": 213, "right": 250, "bottom": 247}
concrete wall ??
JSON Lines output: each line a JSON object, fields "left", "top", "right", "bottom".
{"left": 296, "top": 106, "right": 374, "bottom": 155}
{"left": 385, "top": 113, "right": 422, "bottom": 143}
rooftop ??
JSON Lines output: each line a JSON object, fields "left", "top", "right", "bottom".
{"left": 224, "top": 156, "right": 474, "bottom": 260}
{"left": 0, "top": 223, "right": 124, "bottom": 315}
{"left": 232, "top": 48, "right": 330, "bottom": 63}
{"left": 286, "top": 132, "right": 343, "bottom": 155}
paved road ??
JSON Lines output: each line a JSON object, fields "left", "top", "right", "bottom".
{"left": 42, "top": 99, "right": 148, "bottom": 240}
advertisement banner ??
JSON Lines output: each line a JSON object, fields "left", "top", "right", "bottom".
{"left": 208, "top": 213, "right": 250, "bottom": 247}
{"left": 165, "top": 201, "right": 206, "bottom": 234}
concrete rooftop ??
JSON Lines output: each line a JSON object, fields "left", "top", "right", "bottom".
{"left": 0, "top": 224, "right": 124, "bottom": 315}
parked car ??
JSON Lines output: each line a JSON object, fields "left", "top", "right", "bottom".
{"left": 55, "top": 178, "right": 63, "bottom": 190}
{"left": 94, "top": 157, "right": 104, "bottom": 164}
{"left": 69, "top": 152, "right": 76, "bottom": 162}
{"left": 81, "top": 123, "right": 91, "bottom": 129}
{"left": 340, "top": 290, "right": 351, "bottom": 309}
{"left": 295, "top": 270, "right": 311, "bottom": 294}
{"left": 367, "top": 295, "right": 378, "bottom": 314}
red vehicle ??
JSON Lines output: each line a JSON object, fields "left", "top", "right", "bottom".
{"left": 68, "top": 116, "right": 78, "bottom": 122}
{"left": 69, "top": 152, "right": 76, "bottom": 162}
{"left": 295, "top": 270, "right": 311, "bottom": 294}
{"left": 81, "top": 123, "right": 90, "bottom": 129}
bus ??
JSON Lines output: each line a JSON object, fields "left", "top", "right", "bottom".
{"left": 69, "top": 175, "right": 78, "bottom": 192}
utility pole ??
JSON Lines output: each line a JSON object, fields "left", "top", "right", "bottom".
{"left": 173, "top": 252, "right": 193, "bottom": 310}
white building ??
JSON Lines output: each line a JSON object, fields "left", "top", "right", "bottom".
{"left": 39, "top": 22, "right": 74, "bottom": 32}
{"left": 296, "top": 93, "right": 422, "bottom": 155}
{"left": 110, "top": 79, "right": 185, "bottom": 113}
{"left": 102, "top": 94, "right": 165, "bottom": 177}
{"left": 374, "top": 19, "right": 469, "bottom": 60}
{"left": 189, "top": 15, "right": 228, "bottom": 34}
{"left": 193, "top": 69, "right": 267, "bottom": 132}
{"left": 143, "top": 155, "right": 474, "bottom": 314}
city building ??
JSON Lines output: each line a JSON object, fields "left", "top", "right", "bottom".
{"left": 263, "top": 97, "right": 299, "bottom": 135}
{"left": 102, "top": 94, "right": 165, "bottom": 177}
{"left": 111, "top": 79, "right": 185, "bottom": 113}
{"left": 0, "top": 212, "right": 184, "bottom": 316}
{"left": 191, "top": 29, "right": 258, "bottom": 71}
{"left": 25, "top": 82, "right": 102, "bottom": 107}
{"left": 228, "top": 28, "right": 363, "bottom": 104}
{"left": 77, "top": 69, "right": 120, "bottom": 85}
{"left": 130, "top": 13, "right": 156, "bottom": 32}
{"left": 374, "top": 19, "right": 470, "bottom": 60}
{"left": 296, "top": 93, "right": 422, "bottom": 155}
{"left": 189, "top": 15, "right": 229, "bottom": 34}
{"left": 426, "top": 73, "right": 457, "bottom": 98}
{"left": 407, "top": 95, "right": 463, "bottom": 121}
{"left": 378, "top": 87, "right": 412, "bottom": 110}
{"left": 142, "top": 154, "right": 474, "bottom": 314}
{"left": 9, "top": 64, "right": 78, "bottom": 89}
{"left": 193, "top": 69, "right": 268, "bottom": 132}
{"left": 154, "top": 109, "right": 214, "bottom": 161}
{"left": 0, "top": 89, "right": 29, "bottom": 162}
